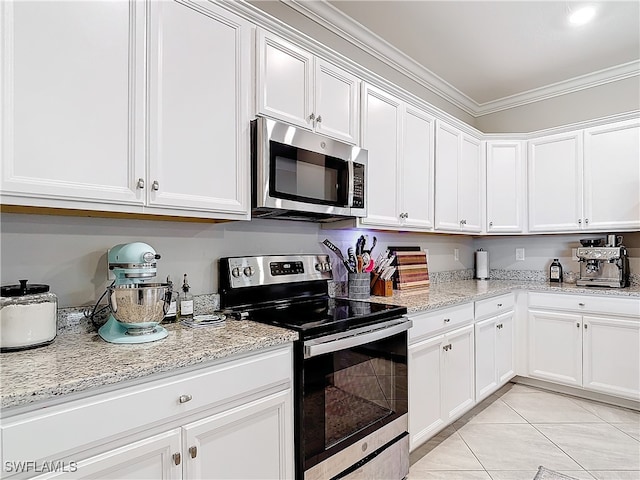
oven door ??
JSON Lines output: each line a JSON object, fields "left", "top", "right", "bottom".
{"left": 301, "top": 318, "right": 410, "bottom": 480}
{"left": 254, "top": 117, "right": 366, "bottom": 217}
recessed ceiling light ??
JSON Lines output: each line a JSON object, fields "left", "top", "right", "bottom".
{"left": 568, "top": 6, "right": 597, "bottom": 26}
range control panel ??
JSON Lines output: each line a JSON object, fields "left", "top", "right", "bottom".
{"left": 224, "top": 254, "right": 332, "bottom": 288}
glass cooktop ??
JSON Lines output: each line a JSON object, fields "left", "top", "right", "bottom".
{"left": 231, "top": 296, "right": 407, "bottom": 339}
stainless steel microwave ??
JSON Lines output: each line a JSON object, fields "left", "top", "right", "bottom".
{"left": 251, "top": 117, "right": 367, "bottom": 222}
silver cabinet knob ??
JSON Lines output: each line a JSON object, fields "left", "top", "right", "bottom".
{"left": 578, "top": 219, "right": 582, "bottom": 225}
{"left": 189, "top": 446, "right": 198, "bottom": 459}
{"left": 137, "top": 178, "right": 145, "bottom": 189}
{"left": 489, "top": 221, "right": 493, "bottom": 227}
{"left": 497, "top": 303, "right": 503, "bottom": 307}
{"left": 316, "top": 115, "right": 322, "bottom": 123}
{"left": 443, "top": 318, "right": 450, "bottom": 323}
{"left": 578, "top": 302, "right": 585, "bottom": 307}
{"left": 585, "top": 218, "right": 589, "bottom": 224}
{"left": 577, "top": 322, "right": 580, "bottom": 328}
{"left": 179, "top": 394, "right": 192, "bottom": 403}
{"left": 173, "top": 453, "right": 181, "bottom": 465}
{"left": 152, "top": 180, "right": 159, "bottom": 191}
{"left": 308, "top": 113, "right": 315, "bottom": 123}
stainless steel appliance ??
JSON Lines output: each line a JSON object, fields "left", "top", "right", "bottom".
{"left": 219, "top": 254, "right": 410, "bottom": 480}
{"left": 576, "top": 236, "right": 630, "bottom": 288}
{"left": 251, "top": 117, "right": 367, "bottom": 221}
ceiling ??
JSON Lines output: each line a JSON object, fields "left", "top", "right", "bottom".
{"left": 286, "top": 1, "right": 640, "bottom": 116}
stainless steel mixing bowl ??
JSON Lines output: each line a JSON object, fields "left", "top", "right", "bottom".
{"left": 107, "top": 283, "right": 170, "bottom": 329}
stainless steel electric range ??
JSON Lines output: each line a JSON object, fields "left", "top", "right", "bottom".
{"left": 219, "top": 254, "right": 410, "bottom": 480}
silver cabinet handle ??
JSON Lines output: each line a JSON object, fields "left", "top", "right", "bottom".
{"left": 489, "top": 221, "right": 493, "bottom": 227}
{"left": 578, "top": 302, "right": 585, "bottom": 307}
{"left": 189, "top": 446, "right": 198, "bottom": 459}
{"left": 316, "top": 115, "right": 322, "bottom": 124}
{"left": 577, "top": 322, "right": 580, "bottom": 328}
{"left": 584, "top": 324, "right": 588, "bottom": 329}
{"left": 496, "top": 323, "right": 503, "bottom": 329}
{"left": 443, "top": 318, "right": 450, "bottom": 323}
{"left": 173, "top": 453, "right": 181, "bottom": 465}
{"left": 497, "top": 303, "right": 503, "bottom": 307}
{"left": 585, "top": 218, "right": 589, "bottom": 224}
{"left": 152, "top": 180, "right": 159, "bottom": 191}
{"left": 578, "top": 219, "right": 582, "bottom": 225}
{"left": 308, "top": 112, "right": 315, "bottom": 123}
{"left": 137, "top": 178, "right": 145, "bottom": 189}
{"left": 442, "top": 343, "right": 453, "bottom": 351}
{"left": 179, "top": 394, "right": 192, "bottom": 403}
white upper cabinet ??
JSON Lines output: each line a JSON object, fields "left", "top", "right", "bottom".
{"left": 527, "top": 131, "right": 583, "bottom": 232}
{"left": 257, "top": 30, "right": 360, "bottom": 144}
{"left": 583, "top": 118, "right": 640, "bottom": 231}
{"left": 147, "top": 0, "right": 251, "bottom": 216}
{"left": 486, "top": 141, "right": 525, "bottom": 233}
{"left": 1, "top": 0, "right": 145, "bottom": 206}
{"left": 1, "top": 0, "right": 252, "bottom": 220}
{"left": 528, "top": 119, "right": 640, "bottom": 233}
{"left": 401, "top": 104, "right": 435, "bottom": 229}
{"left": 434, "top": 121, "right": 483, "bottom": 233}
{"left": 360, "top": 84, "right": 402, "bottom": 228}
{"left": 360, "top": 84, "right": 435, "bottom": 230}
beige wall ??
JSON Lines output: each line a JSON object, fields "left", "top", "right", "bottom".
{"left": 475, "top": 77, "right": 640, "bottom": 134}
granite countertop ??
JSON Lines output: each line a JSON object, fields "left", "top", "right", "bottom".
{"left": 365, "top": 279, "right": 640, "bottom": 314}
{"left": 0, "top": 320, "right": 297, "bottom": 411}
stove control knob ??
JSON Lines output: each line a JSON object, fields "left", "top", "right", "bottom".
{"left": 231, "top": 267, "right": 241, "bottom": 278}
{"left": 243, "top": 266, "right": 255, "bottom": 277}
{"left": 315, "top": 263, "right": 322, "bottom": 271}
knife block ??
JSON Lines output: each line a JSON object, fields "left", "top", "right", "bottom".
{"left": 372, "top": 279, "right": 393, "bottom": 297}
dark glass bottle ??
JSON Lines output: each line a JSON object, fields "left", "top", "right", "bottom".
{"left": 550, "top": 259, "right": 563, "bottom": 283}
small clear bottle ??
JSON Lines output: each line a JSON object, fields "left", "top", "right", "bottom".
{"left": 178, "top": 274, "right": 194, "bottom": 320}
{"left": 164, "top": 276, "right": 178, "bottom": 323}
{"left": 549, "top": 259, "right": 563, "bottom": 283}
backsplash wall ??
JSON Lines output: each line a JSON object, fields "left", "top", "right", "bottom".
{"left": 0, "top": 214, "right": 474, "bottom": 307}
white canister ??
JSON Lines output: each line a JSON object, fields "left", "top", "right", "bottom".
{"left": 0, "top": 280, "right": 57, "bottom": 352}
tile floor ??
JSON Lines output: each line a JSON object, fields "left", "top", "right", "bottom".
{"left": 409, "top": 383, "right": 640, "bottom": 480}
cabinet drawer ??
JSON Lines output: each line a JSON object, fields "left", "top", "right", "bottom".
{"left": 528, "top": 292, "right": 639, "bottom": 318}
{"left": 1, "top": 346, "right": 292, "bottom": 466}
{"left": 475, "top": 293, "right": 514, "bottom": 320}
{"left": 409, "top": 303, "right": 474, "bottom": 344}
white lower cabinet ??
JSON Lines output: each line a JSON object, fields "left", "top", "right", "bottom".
{"left": 475, "top": 311, "right": 515, "bottom": 401}
{"left": 528, "top": 293, "right": 640, "bottom": 401}
{"left": 409, "top": 317, "right": 475, "bottom": 451}
{"left": 3, "top": 346, "right": 294, "bottom": 480}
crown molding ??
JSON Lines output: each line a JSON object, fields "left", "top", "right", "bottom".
{"left": 285, "top": 0, "right": 640, "bottom": 118}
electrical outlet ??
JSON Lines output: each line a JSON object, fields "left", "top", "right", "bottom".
{"left": 454, "top": 248, "right": 459, "bottom": 262}
{"left": 516, "top": 248, "right": 525, "bottom": 261}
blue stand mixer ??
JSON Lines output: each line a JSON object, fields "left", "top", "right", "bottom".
{"left": 98, "top": 242, "right": 170, "bottom": 344}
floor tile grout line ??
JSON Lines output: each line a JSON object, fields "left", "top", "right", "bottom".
{"left": 608, "top": 422, "right": 640, "bottom": 443}
{"left": 528, "top": 422, "right": 592, "bottom": 473}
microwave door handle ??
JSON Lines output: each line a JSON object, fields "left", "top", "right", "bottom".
{"left": 347, "top": 160, "right": 354, "bottom": 208}
{"left": 304, "top": 319, "right": 411, "bottom": 358}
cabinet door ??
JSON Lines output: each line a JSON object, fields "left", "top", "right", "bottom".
{"left": 33, "top": 429, "right": 182, "bottom": 479}
{"left": 408, "top": 334, "right": 445, "bottom": 451}
{"left": 458, "top": 135, "right": 482, "bottom": 232}
{"left": 583, "top": 119, "right": 640, "bottom": 231}
{"left": 495, "top": 311, "right": 515, "bottom": 385}
{"left": 434, "top": 121, "right": 460, "bottom": 231}
{"left": 486, "top": 141, "right": 525, "bottom": 233}
{"left": 147, "top": 1, "right": 250, "bottom": 216}
{"left": 1, "top": 0, "right": 145, "bottom": 206}
{"left": 182, "top": 390, "right": 293, "bottom": 480}
{"left": 528, "top": 131, "right": 583, "bottom": 232}
{"left": 475, "top": 317, "right": 498, "bottom": 402}
{"left": 256, "top": 30, "right": 314, "bottom": 129}
{"left": 528, "top": 310, "right": 582, "bottom": 387}
{"left": 442, "top": 324, "right": 475, "bottom": 422}
{"left": 401, "top": 105, "right": 435, "bottom": 229}
{"left": 360, "top": 84, "right": 401, "bottom": 227}
{"left": 314, "top": 59, "right": 360, "bottom": 144}
{"left": 583, "top": 315, "right": 640, "bottom": 400}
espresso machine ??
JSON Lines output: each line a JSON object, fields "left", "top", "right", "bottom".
{"left": 576, "top": 235, "right": 630, "bottom": 288}
{"left": 96, "top": 242, "right": 171, "bottom": 343}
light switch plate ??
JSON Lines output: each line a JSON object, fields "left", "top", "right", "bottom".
{"left": 516, "top": 248, "right": 525, "bottom": 261}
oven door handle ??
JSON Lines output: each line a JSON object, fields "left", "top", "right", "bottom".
{"left": 304, "top": 318, "right": 411, "bottom": 359}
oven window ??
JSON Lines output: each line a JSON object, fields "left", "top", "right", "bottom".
{"left": 302, "top": 332, "right": 408, "bottom": 469}
{"left": 269, "top": 141, "right": 349, "bottom": 206}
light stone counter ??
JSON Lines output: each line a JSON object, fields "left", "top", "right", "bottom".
{"left": 365, "top": 280, "right": 640, "bottom": 314}
{"left": 0, "top": 320, "right": 297, "bottom": 410}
